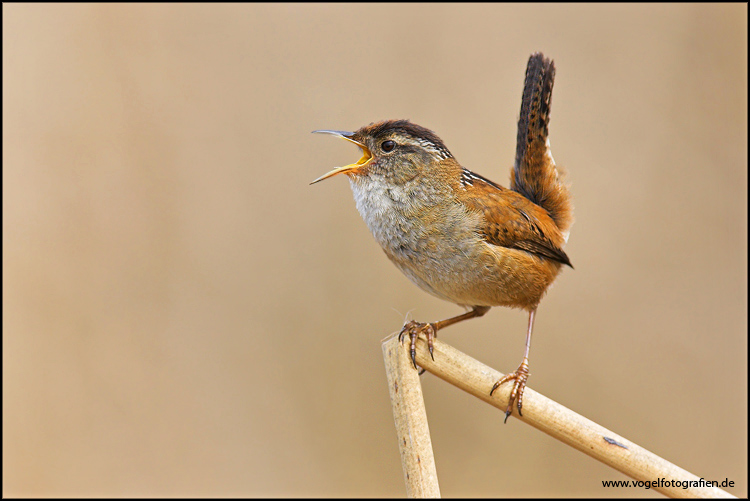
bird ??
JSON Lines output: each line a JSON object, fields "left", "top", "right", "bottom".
{"left": 311, "top": 52, "right": 573, "bottom": 422}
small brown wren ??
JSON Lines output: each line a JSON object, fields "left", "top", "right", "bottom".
{"left": 311, "top": 53, "right": 573, "bottom": 422}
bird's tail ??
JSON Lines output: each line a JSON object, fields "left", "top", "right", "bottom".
{"left": 510, "top": 52, "right": 573, "bottom": 239}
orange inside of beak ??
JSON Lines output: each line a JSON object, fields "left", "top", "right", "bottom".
{"left": 310, "top": 139, "right": 372, "bottom": 184}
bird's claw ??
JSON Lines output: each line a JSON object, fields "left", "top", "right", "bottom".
{"left": 398, "top": 320, "right": 437, "bottom": 371}
{"left": 490, "top": 358, "right": 530, "bottom": 423}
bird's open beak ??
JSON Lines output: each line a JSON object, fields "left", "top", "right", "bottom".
{"left": 310, "top": 130, "right": 372, "bottom": 184}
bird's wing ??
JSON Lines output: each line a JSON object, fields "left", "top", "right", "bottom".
{"left": 459, "top": 170, "right": 572, "bottom": 267}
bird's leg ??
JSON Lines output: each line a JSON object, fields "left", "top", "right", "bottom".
{"left": 490, "top": 308, "right": 535, "bottom": 423}
{"left": 398, "top": 306, "right": 491, "bottom": 371}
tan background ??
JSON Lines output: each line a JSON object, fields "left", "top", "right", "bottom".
{"left": 3, "top": 4, "right": 747, "bottom": 498}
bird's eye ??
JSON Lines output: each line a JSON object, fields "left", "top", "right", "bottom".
{"left": 381, "top": 140, "right": 396, "bottom": 152}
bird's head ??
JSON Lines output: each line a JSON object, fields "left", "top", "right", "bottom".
{"left": 311, "top": 120, "right": 454, "bottom": 187}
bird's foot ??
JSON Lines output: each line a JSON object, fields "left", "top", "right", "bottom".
{"left": 398, "top": 320, "right": 437, "bottom": 372}
{"left": 490, "top": 358, "right": 530, "bottom": 423}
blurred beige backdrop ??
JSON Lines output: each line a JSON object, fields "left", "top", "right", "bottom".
{"left": 3, "top": 3, "right": 747, "bottom": 498}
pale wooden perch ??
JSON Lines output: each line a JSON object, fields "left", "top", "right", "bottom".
{"left": 383, "top": 336, "right": 441, "bottom": 498}
{"left": 382, "top": 333, "right": 734, "bottom": 499}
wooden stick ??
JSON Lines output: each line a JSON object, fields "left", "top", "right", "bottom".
{"left": 384, "top": 333, "right": 735, "bottom": 499}
{"left": 382, "top": 335, "right": 441, "bottom": 498}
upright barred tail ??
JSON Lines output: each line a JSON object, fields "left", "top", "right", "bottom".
{"left": 511, "top": 52, "right": 573, "bottom": 238}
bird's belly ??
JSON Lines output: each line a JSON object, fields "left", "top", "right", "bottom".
{"left": 351, "top": 181, "right": 560, "bottom": 309}
{"left": 386, "top": 238, "right": 561, "bottom": 310}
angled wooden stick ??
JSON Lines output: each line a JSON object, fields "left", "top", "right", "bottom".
{"left": 382, "top": 333, "right": 735, "bottom": 499}
{"left": 383, "top": 335, "right": 441, "bottom": 498}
